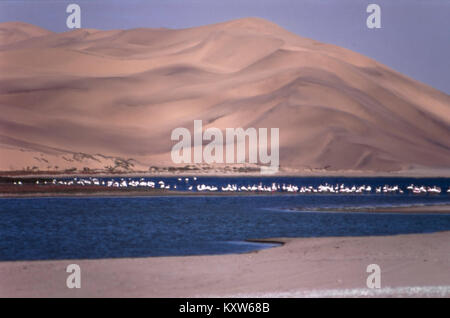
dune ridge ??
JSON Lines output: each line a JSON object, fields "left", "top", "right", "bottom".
{"left": 0, "top": 18, "right": 449, "bottom": 175}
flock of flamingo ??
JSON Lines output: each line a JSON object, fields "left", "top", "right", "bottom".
{"left": 11, "top": 177, "right": 449, "bottom": 195}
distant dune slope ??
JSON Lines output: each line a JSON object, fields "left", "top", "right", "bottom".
{"left": 0, "top": 18, "right": 449, "bottom": 174}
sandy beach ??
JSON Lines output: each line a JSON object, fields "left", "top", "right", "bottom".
{"left": 1, "top": 231, "right": 449, "bottom": 298}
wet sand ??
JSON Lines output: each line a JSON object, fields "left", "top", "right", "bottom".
{"left": 0, "top": 231, "right": 449, "bottom": 297}
{"left": 294, "top": 204, "right": 450, "bottom": 214}
{"left": 361, "top": 205, "right": 450, "bottom": 214}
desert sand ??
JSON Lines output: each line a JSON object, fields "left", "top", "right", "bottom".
{"left": 1, "top": 231, "right": 449, "bottom": 297}
{"left": 0, "top": 18, "right": 449, "bottom": 176}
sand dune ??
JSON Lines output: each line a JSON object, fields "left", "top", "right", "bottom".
{"left": 0, "top": 21, "right": 52, "bottom": 46}
{"left": 0, "top": 18, "right": 449, "bottom": 175}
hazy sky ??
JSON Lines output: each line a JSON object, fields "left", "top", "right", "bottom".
{"left": 0, "top": 0, "right": 449, "bottom": 93}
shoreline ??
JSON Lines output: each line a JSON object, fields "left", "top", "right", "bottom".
{"left": 2, "top": 188, "right": 449, "bottom": 215}
{"left": 1, "top": 231, "right": 449, "bottom": 297}
{"left": 1, "top": 173, "right": 448, "bottom": 198}
{"left": 293, "top": 204, "right": 450, "bottom": 215}
{"left": 0, "top": 238, "right": 285, "bottom": 263}
{"left": 0, "top": 188, "right": 305, "bottom": 198}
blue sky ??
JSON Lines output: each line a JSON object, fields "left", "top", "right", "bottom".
{"left": 0, "top": 0, "right": 449, "bottom": 93}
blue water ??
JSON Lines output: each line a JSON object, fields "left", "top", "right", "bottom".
{"left": 0, "top": 177, "right": 449, "bottom": 261}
